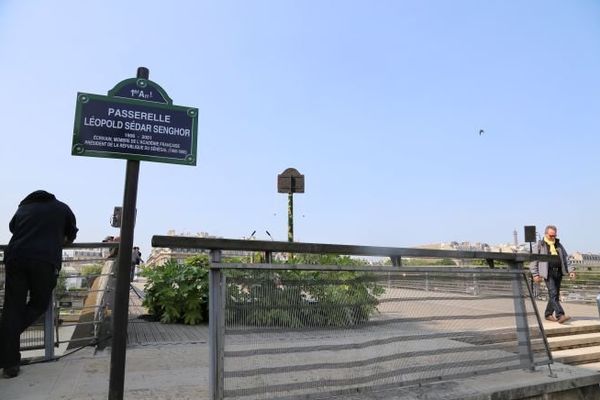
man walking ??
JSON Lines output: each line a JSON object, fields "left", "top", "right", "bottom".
{"left": 0, "top": 190, "right": 78, "bottom": 378}
{"left": 530, "top": 225, "right": 576, "bottom": 324}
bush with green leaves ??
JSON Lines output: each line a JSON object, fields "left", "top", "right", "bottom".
{"left": 81, "top": 263, "right": 104, "bottom": 287}
{"left": 141, "top": 253, "right": 385, "bottom": 327}
{"left": 141, "top": 255, "right": 209, "bottom": 324}
{"left": 226, "top": 254, "right": 385, "bottom": 328}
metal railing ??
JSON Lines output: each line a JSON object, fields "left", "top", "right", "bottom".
{"left": 151, "top": 236, "right": 559, "bottom": 400}
{"left": 0, "top": 242, "right": 118, "bottom": 361}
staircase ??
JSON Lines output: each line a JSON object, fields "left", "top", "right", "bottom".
{"left": 546, "top": 320, "right": 600, "bottom": 370}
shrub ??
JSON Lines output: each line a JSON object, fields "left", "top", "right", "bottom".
{"left": 141, "top": 255, "right": 209, "bottom": 324}
{"left": 81, "top": 263, "right": 104, "bottom": 287}
{"left": 141, "top": 253, "right": 385, "bottom": 327}
{"left": 226, "top": 254, "right": 385, "bottom": 328}
{"left": 81, "top": 264, "right": 103, "bottom": 277}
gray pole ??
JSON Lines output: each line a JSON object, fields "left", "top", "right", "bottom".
{"left": 43, "top": 292, "right": 55, "bottom": 360}
{"left": 510, "top": 262, "right": 535, "bottom": 371}
{"left": 108, "top": 66, "right": 146, "bottom": 400}
{"left": 209, "top": 250, "right": 225, "bottom": 400}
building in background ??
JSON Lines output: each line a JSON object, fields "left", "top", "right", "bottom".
{"left": 62, "top": 248, "right": 105, "bottom": 289}
{"left": 569, "top": 252, "right": 600, "bottom": 269}
{"left": 146, "top": 230, "right": 262, "bottom": 267}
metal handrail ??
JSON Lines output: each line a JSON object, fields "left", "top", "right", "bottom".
{"left": 0, "top": 242, "right": 119, "bottom": 251}
{"left": 151, "top": 236, "right": 559, "bottom": 263}
{"left": 150, "top": 236, "right": 555, "bottom": 400}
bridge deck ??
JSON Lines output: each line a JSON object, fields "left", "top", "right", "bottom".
{"left": 127, "top": 281, "right": 208, "bottom": 346}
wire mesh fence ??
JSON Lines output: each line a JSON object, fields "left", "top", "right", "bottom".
{"left": 0, "top": 243, "right": 117, "bottom": 358}
{"left": 533, "top": 270, "right": 600, "bottom": 304}
{"left": 0, "top": 259, "right": 48, "bottom": 351}
{"left": 218, "top": 267, "right": 550, "bottom": 400}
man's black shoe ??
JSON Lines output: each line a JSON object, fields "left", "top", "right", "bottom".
{"left": 3, "top": 365, "right": 20, "bottom": 378}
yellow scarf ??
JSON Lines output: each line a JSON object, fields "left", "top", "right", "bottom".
{"left": 544, "top": 237, "right": 558, "bottom": 255}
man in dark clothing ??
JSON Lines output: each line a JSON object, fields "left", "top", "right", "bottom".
{"left": 0, "top": 190, "right": 78, "bottom": 378}
{"left": 130, "top": 246, "right": 143, "bottom": 282}
{"left": 529, "top": 225, "right": 576, "bottom": 324}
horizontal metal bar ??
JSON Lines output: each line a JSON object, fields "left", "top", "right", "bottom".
{"left": 59, "top": 273, "right": 113, "bottom": 278}
{"left": 213, "top": 262, "right": 526, "bottom": 274}
{"left": 58, "top": 304, "right": 102, "bottom": 310}
{"left": 0, "top": 242, "right": 118, "bottom": 251}
{"left": 65, "top": 242, "right": 119, "bottom": 249}
{"left": 59, "top": 321, "right": 101, "bottom": 327}
{"left": 61, "top": 259, "right": 112, "bottom": 264}
{"left": 56, "top": 336, "right": 97, "bottom": 344}
{"left": 18, "top": 344, "right": 45, "bottom": 351}
{"left": 59, "top": 288, "right": 110, "bottom": 295}
{"left": 152, "top": 236, "right": 557, "bottom": 262}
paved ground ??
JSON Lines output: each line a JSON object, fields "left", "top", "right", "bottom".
{"left": 1, "top": 284, "right": 599, "bottom": 399}
{"left": 2, "top": 341, "right": 600, "bottom": 400}
{"left": 0, "top": 344, "right": 209, "bottom": 400}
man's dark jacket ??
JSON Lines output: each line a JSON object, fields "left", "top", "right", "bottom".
{"left": 5, "top": 190, "right": 78, "bottom": 268}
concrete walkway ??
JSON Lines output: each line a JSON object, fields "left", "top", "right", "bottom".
{"left": 2, "top": 286, "right": 599, "bottom": 399}
{"left": 2, "top": 342, "right": 600, "bottom": 400}
{"left": 0, "top": 344, "right": 209, "bottom": 400}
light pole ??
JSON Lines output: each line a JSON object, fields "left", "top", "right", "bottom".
{"left": 247, "top": 230, "right": 256, "bottom": 263}
{"left": 277, "top": 168, "right": 305, "bottom": 242}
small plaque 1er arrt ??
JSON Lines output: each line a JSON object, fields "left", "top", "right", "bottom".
{"left": 72, "top": 78, "right": 198, "bottom": 166}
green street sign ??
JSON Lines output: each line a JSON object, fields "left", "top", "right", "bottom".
{"left": 72, "top": 78, "right": 198, "bottom": 165}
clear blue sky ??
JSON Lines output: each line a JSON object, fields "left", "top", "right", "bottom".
{"left": 1, "top": 1, "right": 599, "bottom": 256}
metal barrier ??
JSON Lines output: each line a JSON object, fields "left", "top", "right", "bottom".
{"left": 0, "top": 242, "right": 118, "bottom": 361}
{"left": 151, "top": 236, "right": 559, "bottom": 400}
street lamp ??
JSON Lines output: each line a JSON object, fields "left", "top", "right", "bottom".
{"left": 247, "top": 230, "right": 257, "bottom": 263}
{"left": 277, "top": 168, "right": 305, "bottom": 242}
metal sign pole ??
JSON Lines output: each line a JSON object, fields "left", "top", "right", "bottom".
{"left": 107, "top": 67, "right": 146, "bottom": 400}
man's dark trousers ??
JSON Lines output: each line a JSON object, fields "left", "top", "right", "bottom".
{"left": 0, "top": 258, "right": 57, "bottom": 368}
{"left": 544, "top": 266, "right": 564, "bottom": 318}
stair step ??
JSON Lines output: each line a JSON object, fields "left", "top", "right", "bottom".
{"left": 576, "top": 362, "right": 600, "bottom": 372}
{"left": 548, "top": 332, "right": 600, "bottom": 350}
{"left": 543, "top": 320, "right": 600, "bottom": 337}
{"left": 552, "top": 345, "right": 600, "bottom": 365}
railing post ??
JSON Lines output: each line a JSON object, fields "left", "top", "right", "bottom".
{"left": 510, "top": 261, "right": 535, "bottom": 371}
{"left": 43, "top": 290, "right": 55, "bottom": 360}
{"left": 209, "top": 250, "right": 225, "bottom": 400}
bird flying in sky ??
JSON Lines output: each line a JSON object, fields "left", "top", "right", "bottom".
{"left": 479, "top": 129, "right": 484, "bottom": 135}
